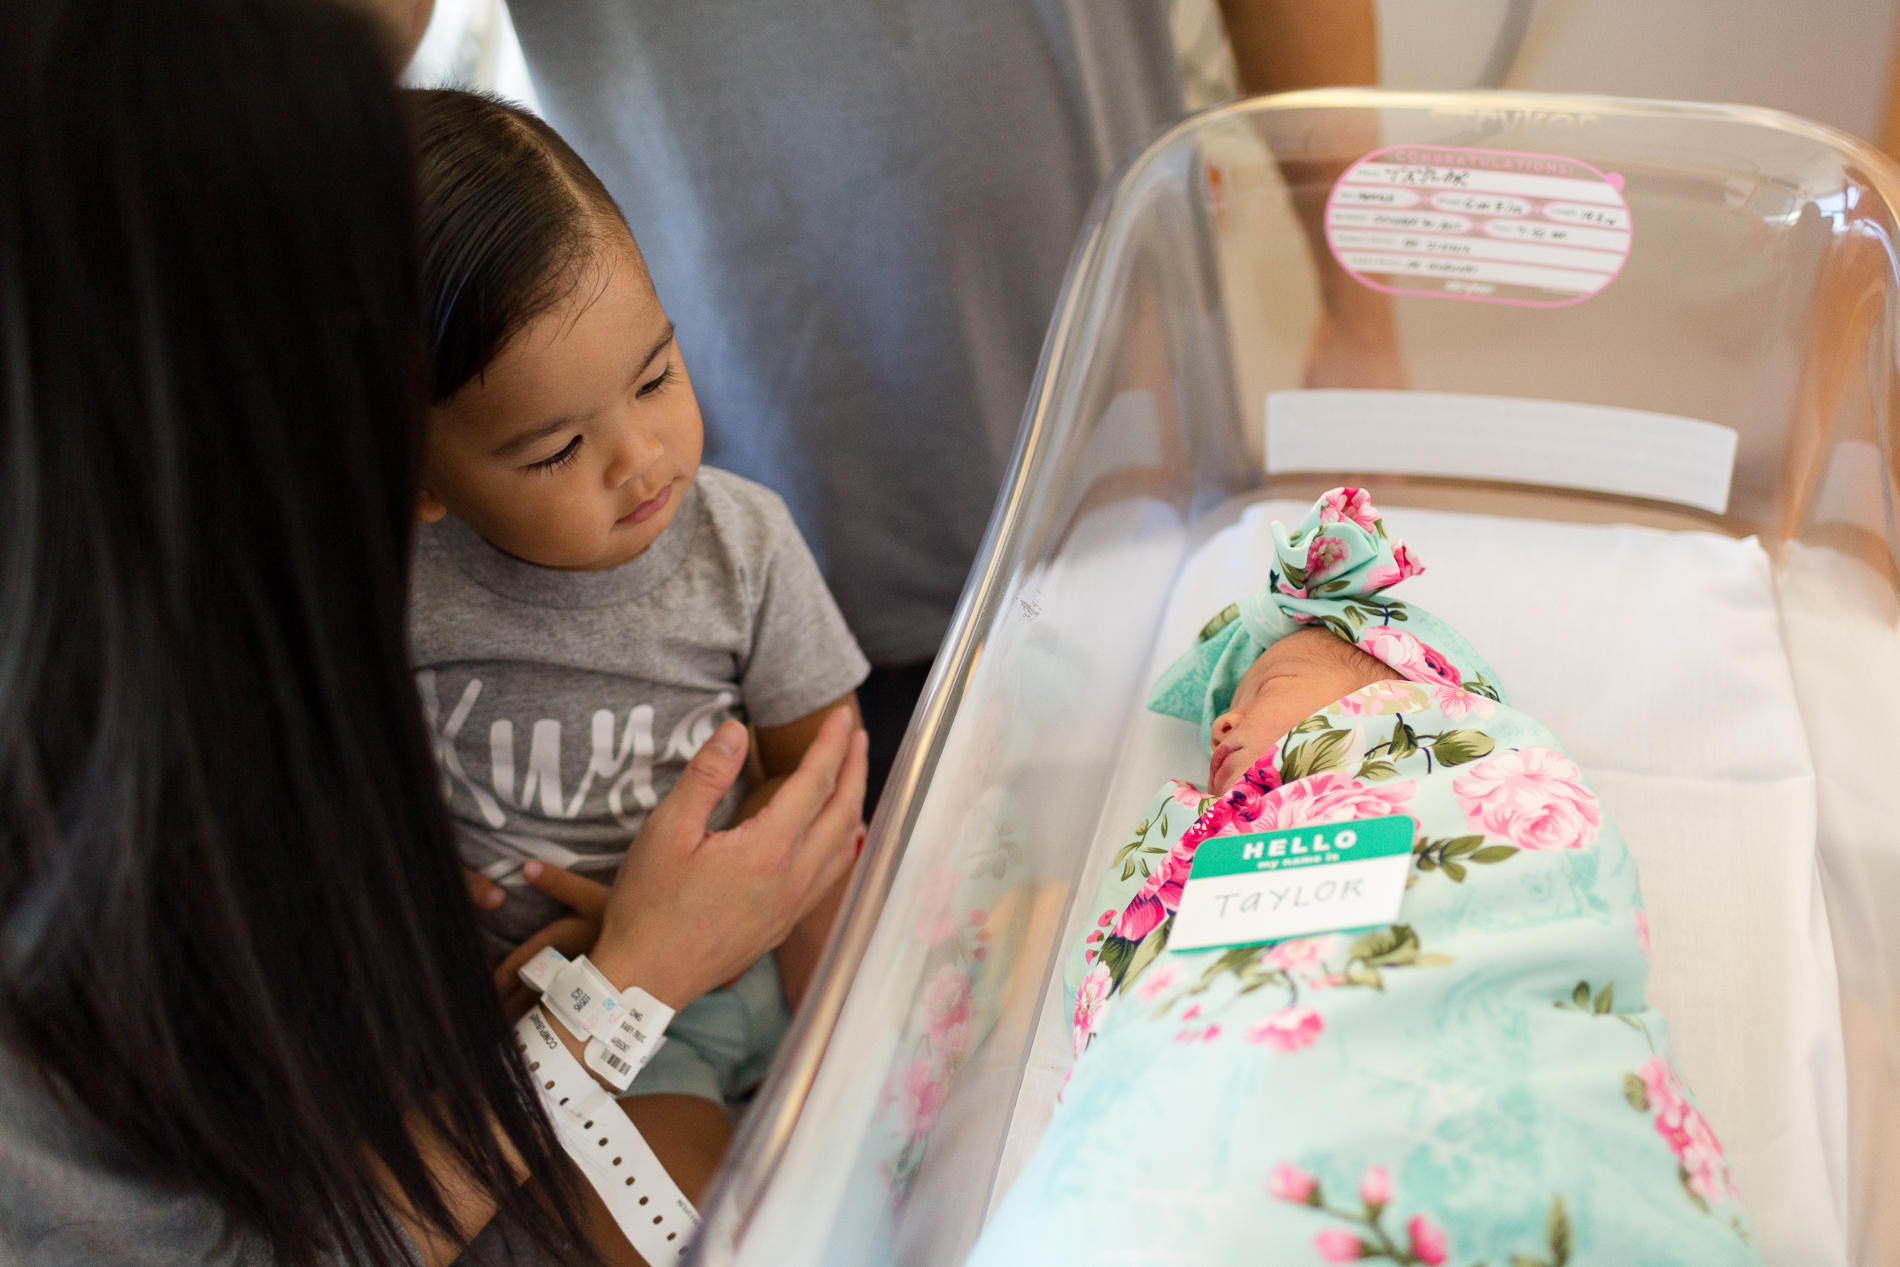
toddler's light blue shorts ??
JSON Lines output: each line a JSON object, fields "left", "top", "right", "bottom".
{"left": 624, "top": 954, "right": 790, "bottom": 1111}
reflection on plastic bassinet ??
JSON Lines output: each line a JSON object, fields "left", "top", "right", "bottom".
{"left": 689, "top": 92, "right": 1900, "bottom": 1267}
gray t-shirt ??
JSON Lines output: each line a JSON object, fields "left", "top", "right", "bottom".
{"left": 411, "top": 466, "right": 869, "bottom": 952}
{"left": 507, "top": 0, "right": 1184, "bottom": 665}
{"left": 0, "top": 1042, "right": 583, "bottom": 1266}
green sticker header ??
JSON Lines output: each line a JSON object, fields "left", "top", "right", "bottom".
{"left": 1187, "top": 814, "right": 1415, "bottom": 879}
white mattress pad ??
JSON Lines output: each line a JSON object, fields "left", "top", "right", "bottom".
{"left": 1000, "top": 501, "right": 1849, "bottom": 1267}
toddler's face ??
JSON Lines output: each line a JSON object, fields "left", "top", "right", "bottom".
{"left": 418, "top": 233, "right": 703, "bottom": 572}
{"left": 1206, "top": 629, "right": 1401, "bottom": 795}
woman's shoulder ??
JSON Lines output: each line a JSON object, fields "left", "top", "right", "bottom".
{"left": 0, "top": 1045, "right": 244, "bottom": 1263}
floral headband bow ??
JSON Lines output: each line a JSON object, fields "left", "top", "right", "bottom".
{"left": 1147, "top": 488, "right": 1508, "bottom": 745}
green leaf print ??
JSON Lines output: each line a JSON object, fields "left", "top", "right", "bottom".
{"left": 1292, "top": 714, "right": 1335, "bottom": 735}
{"left": 1594, "top": 983, "right": 1615, "bottom": 1014}
{"left": 1350, "top": 924, "right": 1422, "bottom": 968}
{"left": 1572, "top": 981, "right": 1591, "bottom": 1008}
{"left": 1428, "top": 729, "right": 1495, "bottom": 766}
{"left": 1624, "top": 1072, "right": 1650, "bottom": 1112}
{"left": 1125, "top": 922, "right": 1170, "bottom": 987}
{"left": 1356, "top": 759, "right": 1399, "bottom": 782}
{"left": 1411, "top": 836, "right": 1515, "bottom": 881}
{"left": 1096, "top": 934, "right": 1136, "bottom": 985}
{"left": 1681, "top": 1166, "right": 1710, "bottom": 1215}
{"left": 1386, "top": 716, "right": 1419, "bottom": 760}
{"left": 1197, "top": 603, "right": 1239, "bottom": 643}
{"left": 1281, "top": 560, "right": 1309, "bottom": 589}
{"left": 1283, "top": 727, "right": 1353, "bottom": 781}
{"left": 1548, "top": 1195, "right": 1572, "bottom": 1266}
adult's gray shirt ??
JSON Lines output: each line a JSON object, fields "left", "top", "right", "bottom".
{"left": 508, "top": 0, "right": 1185, "bottom": 665}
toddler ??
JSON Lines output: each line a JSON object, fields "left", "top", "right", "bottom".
{"left": 967, "top": 489, "right": 1761, "bottom": 1266}
{"left": 403, "top": 90, "right": 869, "bottom": 1189}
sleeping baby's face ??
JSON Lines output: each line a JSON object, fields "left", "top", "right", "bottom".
{"left": 1206, "top": 628, "right": 1402, "bottom": 795}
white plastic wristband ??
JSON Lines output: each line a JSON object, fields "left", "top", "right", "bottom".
{"left": 518, "top": 947, "right": 673, "bottom": 1093}
{"left": 514, "top": 1007, "right": 697, "bottom": 1260}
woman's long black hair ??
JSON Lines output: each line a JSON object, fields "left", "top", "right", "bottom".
{"left": 0, "top": 2, "right": 584, "bottom": 1261}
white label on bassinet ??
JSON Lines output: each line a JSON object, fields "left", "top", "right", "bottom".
{"left": 1266, "top": 390, "right": 1738, "bottom": 514}
{"left": 1169, "top": 815, "right": 1415, "bottom": 951}
{"left": 1326, "top": 145, "right": 1631, "bottom": 307}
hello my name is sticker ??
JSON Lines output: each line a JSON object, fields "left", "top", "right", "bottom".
{"left": 1168, "top": 814, "right": 1416, "bottom": 952}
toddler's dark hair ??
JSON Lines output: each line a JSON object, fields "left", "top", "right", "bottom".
{"left": 406, "top": 89, "right": 632, "bottom": 402}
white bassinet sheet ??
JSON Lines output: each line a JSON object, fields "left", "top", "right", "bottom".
{"left": 996, "top": 501, "right": 1850, "bottom": 1267}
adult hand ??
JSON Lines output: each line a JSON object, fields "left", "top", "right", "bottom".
{"left": 582, "top": 706, "right": 866, "bottom": 1010}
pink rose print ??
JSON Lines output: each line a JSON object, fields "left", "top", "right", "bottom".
{"left": 1639, "top": 1056, "right": 1739, "bottom": 1207}
{"left": 1168, "top": 780, "right": 1208, "bottom": 811}
{"left": 1132, "top": 961, "right": 1183, "bottom": 1003}
{"left": 1251, "top": 770, "right": 1416, "bottom": 834}
{"left": 918, "top": 966, "right": 972, "bottom": 1049}
{"left": 1407, "top": 1214, "right": 1449, "bottom": 1265}
{"left": 1245, "top": 1006, "right": 1324, "bottom": 1052}
{"left": 936, "top": 1020, "right": 971, "bottom": 1064}
{"left": 1315, "top": 1228, "right": 1365, "bottom": 1262}
{"left": 1270, "top": 1163, "right": 1318, "bottom": 1204}
{"left": 1072, "top": 964, "right": 1112, "bottom": 1056}
{"left": 1174, "top": 1023, "right": 1222, "bottom": 1042}
{"left": 1366, "top": 540, "right": 1425, "bottom": 591}
{"left": 1357, "top": 626, "right": 1462, "bottom": 689}
{"left": 1359, "top": 1165, "right": 1392, "bottom": 1207}
{"left": 1453, "top": 747, "right": 1601, "bottom": 851}
{"left": 1428, "top": 684, "right": 1494, "bottom": 721}
{"left": 1265, "top": 935, "right": 1340, "bottom": 974}
{"left": 900, "top": 1056, "right": 947, "bottom": 1138}
{"left": 1319, "top": 486, "right": 1381, "bottom": 533}
{"left": 1635, "top": 909, "right": 1651, "bottom": 955}
{"left": 1306, "top": 534, "right": 1350, "bottom": 585}
{"left": 913, "top": 865, "right": 962, "bottom": 946}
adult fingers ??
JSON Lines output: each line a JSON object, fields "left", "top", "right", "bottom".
{"left": 463, "top": 868, "right": 505, "bottom": 911}
{"left": 748, "top": 706, "right": 853, "bottom": 838}
{"left": 647, "top": 719, "right": 749, "bottom": 845}
{"left": 791, "top": 728, "right": 868, "bottom": 909}
{"left": 520, "top": 860, "right": 612, "bottom": 921}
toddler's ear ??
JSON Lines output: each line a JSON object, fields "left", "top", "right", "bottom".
{"left": 414, "top": 487, "right": 448, "bottom": 524}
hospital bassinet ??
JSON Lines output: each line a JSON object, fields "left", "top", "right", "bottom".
{"left": 690, "top": 91, "right": 1900, "bottom": 1267}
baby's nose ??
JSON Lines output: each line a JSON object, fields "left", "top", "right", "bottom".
{"left": 1212, "top": 712, "right": 1236, "bottom": 740}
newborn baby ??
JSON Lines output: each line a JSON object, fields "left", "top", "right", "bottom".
{"left": 966, "top": 489, "right": 1762, "bottom": 1267}
{"left": 1207, "top": 629, "right": 1401, "bottom": 797}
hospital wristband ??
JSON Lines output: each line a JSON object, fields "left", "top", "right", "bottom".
{"left": 514, "top": 1006, "right": 697, "bottom": 1260}
{"left": 518, "top": 947, "right": 673, "bottom": 1093}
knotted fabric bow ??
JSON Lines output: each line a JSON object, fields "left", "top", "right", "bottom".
{"left": 1147, "top": 487, "right": 1508, "bottom": 745}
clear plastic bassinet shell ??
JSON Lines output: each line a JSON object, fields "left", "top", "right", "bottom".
{"left": 688, "top": 91, "right": 1900, "bottom": 1267}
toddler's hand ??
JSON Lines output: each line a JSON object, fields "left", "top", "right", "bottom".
{"left": 491, "top": 863, "right": 609, "bottom": 1016}
{"left": 461, "top": 867, "right": 505, "bottom": 911}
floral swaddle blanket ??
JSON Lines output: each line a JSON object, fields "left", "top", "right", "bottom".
{"left": 964, "top": 491, "right": 1761, "bottom": 1267}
